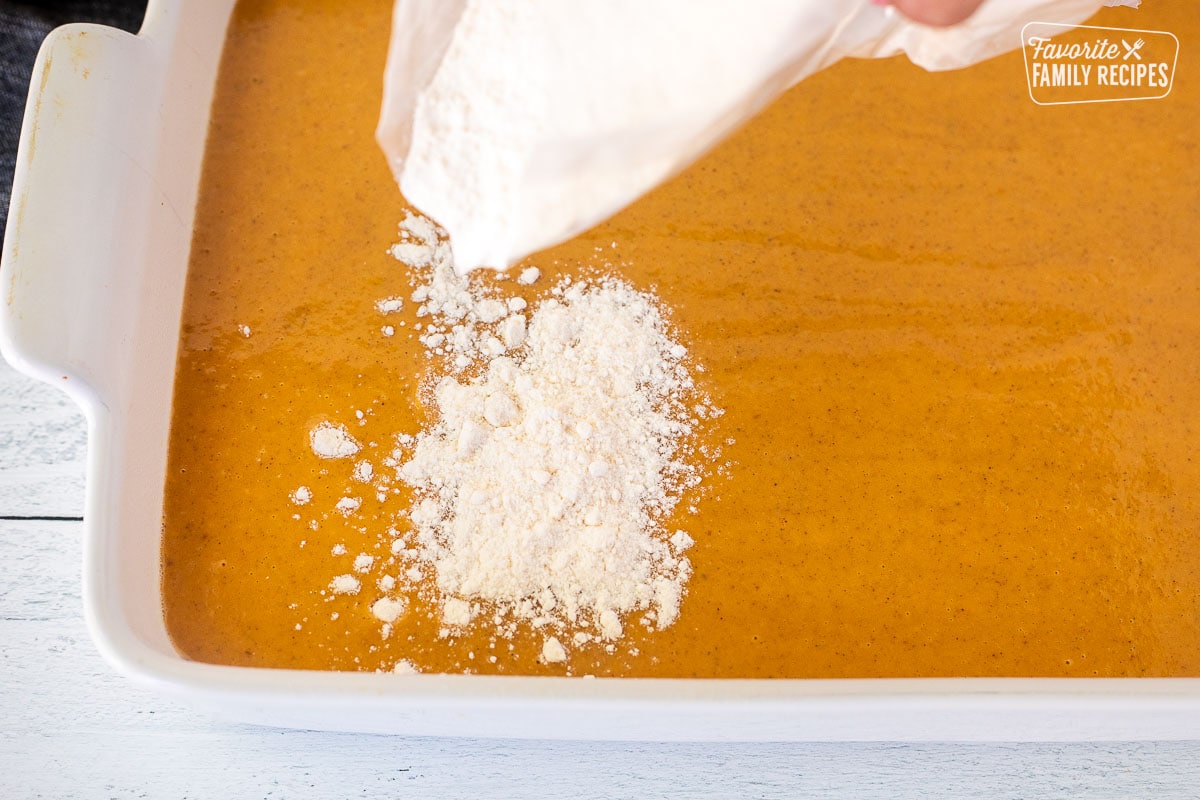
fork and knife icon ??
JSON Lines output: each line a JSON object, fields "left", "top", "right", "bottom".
{"left": 1122, "top": 38, "right": 1145, "bottom": 60}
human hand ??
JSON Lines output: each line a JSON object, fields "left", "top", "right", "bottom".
{"left": 876, "top": 0, "right": 989, "bottom": 26}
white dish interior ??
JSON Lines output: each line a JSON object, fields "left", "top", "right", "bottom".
{"left": 2, "top": 0, "right": 1199, "bottom": 740}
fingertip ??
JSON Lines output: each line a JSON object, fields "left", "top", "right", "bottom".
{"left": 884, "top": 0, "right": 988, "bottom": 27}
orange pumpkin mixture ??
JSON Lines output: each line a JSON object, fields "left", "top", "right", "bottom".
{"left": 162, "top": 0, "right": 1200, "bottom": 677}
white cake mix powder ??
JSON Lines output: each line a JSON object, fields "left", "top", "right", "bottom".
{"left": 307, "top": 212, "right": 722, "bottom": 667}
{"left": 396, "top": 213, "right": 718, "bottom": 656}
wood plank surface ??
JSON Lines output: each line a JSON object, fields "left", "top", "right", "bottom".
{"left": 0, "top": 361, "right": 85, "bottom": 518}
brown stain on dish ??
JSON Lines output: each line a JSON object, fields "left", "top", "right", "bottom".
{"left": 162, "top": 0, "right": 1200, "bottom": 678}
{"left": 6, "top": 45, "right": 56, "bottom": 295}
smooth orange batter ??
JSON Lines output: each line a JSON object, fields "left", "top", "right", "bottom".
{"left": 162, "top": 0, "right": 1200, "bottom": 677}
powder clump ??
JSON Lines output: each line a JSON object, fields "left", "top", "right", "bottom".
{"left": 376, "top": 213, "right": 720, "bottom": 659}
{"left": 310, "top": 422, "right": 361, "bottom": 459}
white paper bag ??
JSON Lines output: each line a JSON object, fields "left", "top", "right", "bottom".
{"left": 378, "top": 0, "right": 1102, "bottom": 273}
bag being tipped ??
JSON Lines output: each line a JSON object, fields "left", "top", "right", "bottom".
{"left": 377, "top": 0, "right": 1101, "bottom": 274}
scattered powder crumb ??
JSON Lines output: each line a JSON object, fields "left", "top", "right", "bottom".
{"left": 541, "top": 636, "right": 567, "bottom": 664}
{"left": 290, "top": 486, "right": 312, "bottom": 505}
{"left": 382, "top": 325, "right": 396, "bottom": 337}
{"left": 310, "top": 422, "right": 360, "bottom": 459}
{"left": 331, "top": 543, "right": 347, "bottom": 556}
{"left": 598, "top": 609, "right": 623, "bottom": 641}
{"left": 238, "top": 324, "right": 251, "bottom": 337}
{"left": 329, "top": 574, "right": 361, "bottom": 595}
{"left": 352, "top": 460, "right": 374, "bottom": 482}
{"left": 335, "top": 496, "right": 362, "bottom": 516}
{"left": 392, "top": 240, "right": 434, "bottom": 267}
{"left": 669, "top": 530, "right": 694, "bottom": 553}
{"left": 376, "top": 297, "right": 404, "bottom": 314}
{"left": 443, "top": 597, "right": 473, "bottom": 626}
{"left": 517, "top": 266, "right": 541, "bottom": 285}
{"left": 353, "top": 553, "right": 375, "bottom": 573}
{"left": 498, "top": 314, "right": 527, "bottom": 349}
{"left": 371, "top": 596, "right": 408, "bottom": 623}
{"left": 393, "top": 659, "right": 420, "bottom": 675}
{"left": 474, "top": 298, "right": 507, "bottom": 323}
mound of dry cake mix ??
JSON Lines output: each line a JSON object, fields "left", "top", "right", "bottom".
{"left": 295, "top": 213, "right": 725, "bottom": 671}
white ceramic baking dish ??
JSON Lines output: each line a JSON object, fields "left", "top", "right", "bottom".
{"left": 3, "top": 0, "right": 1200, "bottom": 740}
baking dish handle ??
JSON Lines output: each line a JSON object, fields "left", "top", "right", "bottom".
{"left": 0, "top": 23, "right": 164, "bottom": 405}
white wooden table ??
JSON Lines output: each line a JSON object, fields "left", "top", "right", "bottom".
{"left": 2, "top": 358, "right": 1199, "bottom": 798}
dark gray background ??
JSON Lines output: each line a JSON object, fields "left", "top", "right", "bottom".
{"left": 0, "top": 1, "right": 146, "bottom": 245}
